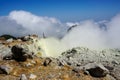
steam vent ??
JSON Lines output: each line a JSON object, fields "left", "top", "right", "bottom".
{"left": 0, "top": 34, "right": 119, "bottom": 80}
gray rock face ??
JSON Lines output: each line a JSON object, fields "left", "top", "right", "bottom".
{"left": 82, "top": 62, "right": 109, "bottom": 77}
{"left": 59, "top": 47, "right": 120, "bottom": 79}
{"left": 0, "top": 45, "right": 11, "bottom": 60}
{"left": 0, "top": 65, "right": 13, "bottom": 75}
{"left": 60, "top": 47, "right": 120, "bottom": 66}
{"left": 110, "top": 66, "right": 120, "bottom": 80}
{"left": 0, "top": 35, "right": 46, "bottom": 61}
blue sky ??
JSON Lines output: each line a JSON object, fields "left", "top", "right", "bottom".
{"left": 0, "top": 0, "right": 120, "bottom": 22}
{"left": 1, "top": 0, "right": 120, "bottom": 49}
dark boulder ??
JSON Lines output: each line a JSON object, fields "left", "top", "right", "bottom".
{"left": 11, "top": 45, "right": 33, "bottom": 61}
{"left": 82, "top": 62, "right": 109, "bottom": 77}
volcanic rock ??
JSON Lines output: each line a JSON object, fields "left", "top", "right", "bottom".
{"left": 0, "top": 65, "right": 13, "bottom": 75}
{"left": 19, "top": 74, "right": 28, "bottom": 80}
{"left": 82, "top": 62, "right": 109, "bottom": 77}
{"left": 11, "top": 45, "right": 33, "bottom": 61}
{"left": 0, "top": 35, "right": 119, "bottom": 80}
{"left": 29, "top": 74, "right": 37, "bottom": 79}
{"left": 43, "top": 57, "right": 52, "bottom": 66}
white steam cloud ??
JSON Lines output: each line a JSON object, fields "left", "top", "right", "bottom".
{"left": 62, "top": 20, "right": 108, "bottom": 49}
{"left": 0, "top": 10, "right": 120, "bottom": 56}
{"left": 106, "top": 14, "right": 120, "bottom": 48}
{"left": 1, "top": 10, "right": 66, "bottom": 37}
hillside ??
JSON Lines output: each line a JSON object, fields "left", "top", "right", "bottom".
{"left": 0, "top": 35, "right": 119, "bottom": 80}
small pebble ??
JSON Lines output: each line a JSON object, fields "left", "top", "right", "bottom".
{"left": 20, "top": 74, "right": 27, "bottom": 80}
{"left": 29, "top": 74, "right": 37, "bottom": 79}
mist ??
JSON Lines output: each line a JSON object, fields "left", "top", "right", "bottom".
{"left": 62, "top": 20, "right": 108, "bottom": 49}
{"left": 0, "top": 10, "right": 120, "bottom": 57}
{"left": 62, "top": 14, "right": 120, "bottom": 49}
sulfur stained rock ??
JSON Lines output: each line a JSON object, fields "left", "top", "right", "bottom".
{"left": 0, "top": 56, "right": 112, "bottom": 80}
{"left": 62, "top": 74, "right": 70, "bottom": 80}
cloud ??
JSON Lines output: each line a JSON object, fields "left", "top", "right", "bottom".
{"left": 62, "top": 20, "right": 108, "bottom": 49}
{"left": 62, "top": 14, "right": 120, "bottom": 49}
{"left": 106, "top": 14, "right": 120, "bottom": 48}
{"left": 0, "top": 16, "right": 25, "bottom": 36}
{"left": 0, "top": 10, "right": 120, "bottom": 51}
{"left": 0, "top": 10, "right": 67, "bottom": 37}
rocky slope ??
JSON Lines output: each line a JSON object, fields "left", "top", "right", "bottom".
{"left": 59, "top": 47, "right": 120, "bottom": 80}
{"left": 0, "top": 35, "right": 119, "bottom": 80}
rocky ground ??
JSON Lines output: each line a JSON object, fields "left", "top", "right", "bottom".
{"left": 0, "top": 35, "right": 119, "bottom": 80}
